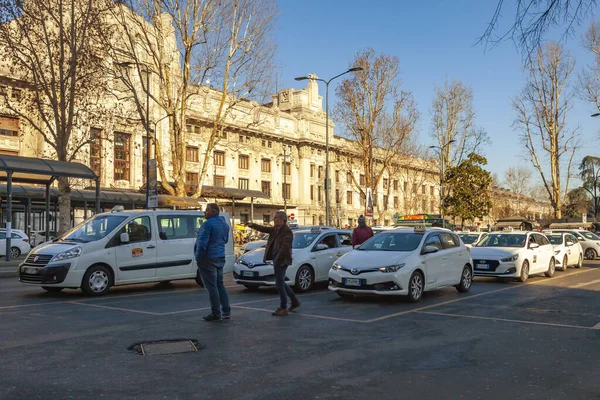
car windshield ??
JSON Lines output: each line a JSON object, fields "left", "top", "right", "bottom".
{"left": 292, "top": 232, "right": 320, "bottom": 248}
{"left": 580, "top": 231, "right": 600, "bottom": 240}
{"left": 61, "top": 215, "right": 128, "bottom": 243}
{"left": 357, "top": 231, "right": 422, "bottom": 251}
{"left": 477, "top": 234, "right": 526, "bottom": 248}
{"left": 459, "top": 234, "right": 480, "bottom": 244}
{"left": 546, "top": 235, "right": 563, "bottom": 245}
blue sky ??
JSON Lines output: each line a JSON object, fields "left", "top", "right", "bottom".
{"left": 275, "top": 0, "right": 599, "bottom": 187}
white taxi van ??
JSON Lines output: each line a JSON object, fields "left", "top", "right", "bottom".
{"left": 19, "top": 209, "right": 233, "bottom": 296}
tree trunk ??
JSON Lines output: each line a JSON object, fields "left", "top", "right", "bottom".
{"left": 57, "top": 177, "right": 71, "bottom": 235}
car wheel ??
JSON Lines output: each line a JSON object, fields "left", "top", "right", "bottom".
{"left": 518, "top": 260, "right": 530, "bottom": 283}
{"left": 585, "top": 248, "right": 596, "bottom": 260}
{"left": 42, "top": 286, "right": 63, "bottom": 293}
{"left": 10, "top": 247, "right": 20, "bottom": 259}
{"left": 576, "top": 254, "right": 582, "bottom": 268}
{"left": 81, "top": 265, "right": 112, "bottom": 296}
{"left": 407, "top": 271, "right": 424, "bottom": 303}
{"left": 562, "top": 255, "right": 569, "bottom": 271}
{"left": 244, "top": 284, "right": 260, "bottom": 291}
{"left": 455, "top": 265, "right": 472, "bottom": 293}
{"left": 545, "top": 257, "right": 555, "bottom": 278}
{"left": 295, "top": 265, "right": 314, "bottom": 293}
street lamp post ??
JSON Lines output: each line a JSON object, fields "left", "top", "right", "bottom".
{"left": 295, "top": 67, "right": 362, "bottom": 226}
{"left": 279, "top": 145, "right": 292, "bottom": 215}
{"left": 118, "top": 61, "right": 151, "bottom": 209}
{"left": 429, "top": 139, "right": 455, "bottom": 220}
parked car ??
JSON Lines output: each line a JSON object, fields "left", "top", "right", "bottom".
{"left": 543, "top": 229, "right": 600, "bottom": 260}
{"left": 237, "top": 239, "right": 267, "bottom": 259}
{"left": 233, "top": 227, "right": 353, "bottom": 292}
{"left": 457, "top": 232, "right": 488, "bottom": 249}
{"left": 19, "top": 210, "right": 234, "bottom": 296}
{"left": 0, "top": 229, "right": 31, "bottom": 258}
{"left": 470, "top": 231, "right": 556, "bottom": 282}
{"left": 30, "top": 230, "right": 57, "bottom": 247}
{"left": 328, "top": 227, "right": 473, "bottom": 302}
{"left": 545, "top": 232, "right": 583, "bottom": 270}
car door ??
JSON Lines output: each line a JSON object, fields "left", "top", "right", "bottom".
{"left": 337, "top": 232, "right": 354, "bottom": 257}
{"left": 311, "top": 233, "right": 340, "bottom": 281}
{"left": 535, "top": 233, "right": 552, "bottom": 272}
{"left": 114, "top": 215, "right": 158, "bottom": 282}
{"left": 421, "top": 233, "right": 447, "bottom": 289}
{"left": 564, "top": 234, "right": 576, "bottom": 265}
{"left": 156, "top": 214, "right": 196, "bottom": 278}
{"left": 439, "top": 232, "right": 464, "bottom": 286}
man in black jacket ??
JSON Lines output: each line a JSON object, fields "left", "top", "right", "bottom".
{"left": 246, "top": 211, "right": 300, "bottom": 316}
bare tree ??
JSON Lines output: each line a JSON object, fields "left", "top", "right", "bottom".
{"left": 108, "top": 0, "right": 277, "bottom": 197}
{"left": 334, "top": 48, "right": 420, "bottom": 210}
{"left": 0, "top": 0, "right": 112, "bottom": 232}
{"left": 513, "top": 41, "right": 579, "bottom": 218}
{"left": 503, "top": 165, "right": 533, "bottom": 214}
{"left": 430, "top": 79, "right": 489, "bottom": 169}
{"left": 481, "top": 0, "right": 597, "bottom": 56}
{"left": 580, "top": 21, "right": 600, "bottom": 114}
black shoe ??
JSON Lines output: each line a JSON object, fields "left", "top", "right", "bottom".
{"left": 202, "top": 314, "right": 222, "bottom": 322}
{"left": 222, "top": 313, "right": 231, "bottom": 320}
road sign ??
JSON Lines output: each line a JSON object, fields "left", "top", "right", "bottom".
{"left": 148, "top": 159, "right": 158, "bottom": 208}
{"left": 393, "top": 213, "right": 398, "bottom": 220}
{"left": 289, "top": 213, "right": 295, "bottom": 220}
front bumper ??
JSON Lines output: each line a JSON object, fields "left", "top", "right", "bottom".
{"left": 19, "top": 262, "right": 73, "bottom": 285}
{"left": 473, "top": 260, "right": 519, "bottom": 277}
{"left": 328, "top": 269, "right": 408, "bottom": 296}
{"left": 232, "top": 263, "right": 292, "bottom": 286}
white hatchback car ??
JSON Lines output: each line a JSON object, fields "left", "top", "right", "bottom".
{"left": 233, "top": 228, "right": 353, "bottom": 292}
{"left": 0, "top": 229, "right": 31, "bottom": 258}
{"left": 545, "top": 232, "right": 583, "bottom": 270}
{"left": 543, "top": 229, "right": 600, "bottom": 260}
{"left": 328, "top": 227, "right": 474, "bottom": 302}
{"left": 470, "top": 231, "right": 556, "bottom": 282}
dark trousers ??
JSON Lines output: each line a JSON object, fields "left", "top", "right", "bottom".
{"left": 198, "top": 258, "right": 231, "bottom": 317}
{"left": 274, "top": 264, "right": 298, "bottom": 309}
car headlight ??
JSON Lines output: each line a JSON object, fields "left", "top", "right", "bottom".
{"left": 331, "top": 262, "right": 342, "bottom": 271}
{"left": 501, "top": 254, "right": 519, "bottom": 262}
{"left": 378, "top": 264, "right": 405, "bottom": 273}
{"left": 52, "top": 246, "right": 82, "bottom": 262}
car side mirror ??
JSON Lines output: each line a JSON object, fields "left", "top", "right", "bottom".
{"left": 159, "top": 232, "right": 168, "bottom": 240}
{"left": 529, "top": 242, "right": 539, "bottom": 249}
{"left": 578, "top": 237, "right": 584, "bottom": 241}
{"left": 423, "top": 245, "right": 439, "bottom": 254}
{"left": 120, "top": 232, "right": 130, "bottom": 244}
{"left": 314, "top": 243, "right": 328, "bottom": 251}
{"left": 566, "top": 241, "right": 573, "bottom": 246}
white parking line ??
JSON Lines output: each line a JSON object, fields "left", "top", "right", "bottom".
{"left": 569, "top": 278, "right": 600, "bottom": 289}
{"left": 68, "top": 301, "right": 162, "bottom": 315}
{"left": 593, "top": 322, "right": 600, "bottom": 329}
{"left": 418, "top": 311, "right": 597, "bottom": 331}
{"left": 365, "top": 268, "right": 599, "bottom": 323}
{"left": 232, "top": 305, "right": 366, "bottom": 323}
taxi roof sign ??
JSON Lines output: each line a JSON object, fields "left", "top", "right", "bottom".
{"left": 414, "top": 225, "right": 427, "bottom": 233}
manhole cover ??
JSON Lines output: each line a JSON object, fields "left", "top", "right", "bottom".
{"left": 128, "top": 339, "right": 203, "bottom": 356}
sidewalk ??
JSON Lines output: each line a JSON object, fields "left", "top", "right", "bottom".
{"left": 0, "top": 258, "right": 22, "bottom": 278}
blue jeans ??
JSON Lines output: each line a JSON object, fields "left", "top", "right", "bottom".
{"left": 274, "top": 265, "right": 298, "bottom": 309}
{"left": 197, "top": 258, "right": 231, "bottom": 317}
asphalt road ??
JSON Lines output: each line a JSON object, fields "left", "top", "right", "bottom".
{"left": 1, "top": 262, "right": 600, "bottom": 400}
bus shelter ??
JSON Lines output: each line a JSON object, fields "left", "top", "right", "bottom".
{"left": 0, "top": 154, "right": 99, "bottom": 260}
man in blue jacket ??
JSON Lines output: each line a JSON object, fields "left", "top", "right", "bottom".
{"left": 195, "top": 203, "right": 231, "bottom": 322}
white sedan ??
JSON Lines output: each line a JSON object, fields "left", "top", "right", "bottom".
{"left": 545, "top": 232, "right": 583, "bottom": 270}
{"left": 233, "top": 228, "right": 353, "bottom": 292}
{"left": 470, "top": 231, "right": 556, "bottom": 282}
{"left": 328, "top": 227, "right": 474, "bottom": 302}
{"left": 458, "top": 232, "right": 488, "bottom": 249}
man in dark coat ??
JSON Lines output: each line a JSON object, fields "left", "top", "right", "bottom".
{"left": 246, "top": 211, "right": 300, "bottom": 316}
{"left": 352, "top": 215, "right": 374, "bottom": 246}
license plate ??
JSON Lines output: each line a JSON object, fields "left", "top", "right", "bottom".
{"left": 344, "top": 278, "right": 361, "bottom": 286}
{"left": 241, "top": 270, "right": 255, "bottom": 277}
{"left": 23, "top": 267, "right": 39, "bottom": 274}
{"left": 476, "top": 263, "right": 489, "bottom": 270}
